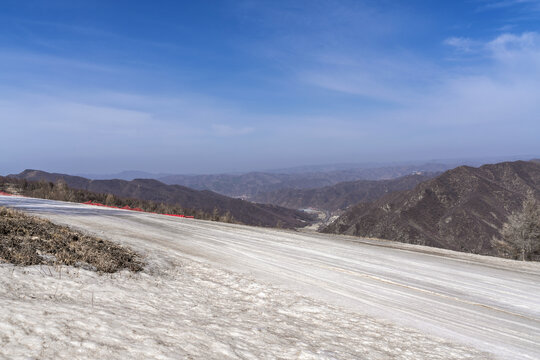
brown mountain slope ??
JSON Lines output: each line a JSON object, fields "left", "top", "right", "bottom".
{"left": 321, "top": 161, "right": 540, "bottom": 255}
{"left": 251, "top": 173, "right": 438, "bottom": 212}
{"left": 10, "top": 170, "right": 314, "bottom": 229}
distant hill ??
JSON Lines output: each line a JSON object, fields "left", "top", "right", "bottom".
{"left": 263, "top": 162, "right": 384, "bottom": 174}
{"left": 10, "top": 170, "right": 314, "bottom": 229}
{"left": 321, "top": 161, "right": 540, "bottom": 256}
{"left": 252, "top": 173, "right": 438, "bottom": 212}
{"left": 159, "top": 163, "right": 453, "bottom": 198}
{"left": 76, "top": 170, "right": 172, "bottom": 181}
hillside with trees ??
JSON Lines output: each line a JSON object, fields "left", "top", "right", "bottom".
{"left": 4, "top": 171, "right": 314, "bottom": 229}
{"left": 0, "top": 176, "right": 225, "bottom": 222}
{"left": 322, "top": 161, "right": 540, "bottom": 258}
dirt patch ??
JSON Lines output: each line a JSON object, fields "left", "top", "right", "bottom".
{"left": 0, "top": 207, "right": 144, "bottom": 273}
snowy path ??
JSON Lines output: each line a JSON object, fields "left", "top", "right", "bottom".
{"left": 1, "top": 195, "right": 539, "bottom": 359}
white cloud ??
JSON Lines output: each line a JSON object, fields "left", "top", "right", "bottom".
{"left": 487, "top": 32, "right": 540, "bottom": 60}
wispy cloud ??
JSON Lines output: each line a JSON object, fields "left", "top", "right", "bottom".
{"left": 0, "top": 90, "right": 252, "bottom": 149}
{"left": 444, "top": 37, "right": 479, "bottom": 53}
{"left": 487, "top": 31, "right": 540, "bottom": 57}
{"left": 212, "top": 124, "right": 254, "bottom": 137}
{"left": 300, "top": 30, "right": 540, "bottom": 131}
{"left": 0, "top": 50, "right": 117, "bottom": 73}
{"left": 298, "top": 51, "right": 441, "bottom": 105}
{"left": 391, "top": 31, "right": 540, "bottom": 125}
{"left": 478, "top": 0, "right": 540, "bottom": 10}
{"left": 10, "top": 18, "right": 183, "bottom": 53}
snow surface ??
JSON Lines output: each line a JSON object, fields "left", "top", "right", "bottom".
{"left": 1, "top": 258, "right": 487, "bottom": 359}
{"left": 1, "top": 195, "right": 539, "bottom": 359}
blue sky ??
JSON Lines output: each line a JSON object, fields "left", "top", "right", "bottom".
{"left": 1, "top": 0, "right": 539, "bottom": 174}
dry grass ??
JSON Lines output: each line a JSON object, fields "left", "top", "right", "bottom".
{"left": 0, "top": 207, "right": 144, "bottom": 273}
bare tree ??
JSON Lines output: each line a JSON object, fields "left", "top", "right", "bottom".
{"left": 494, "top": 192, "right": 540, "bottom": 261}
{"left": 212, "top": 207, "right": 220, "bottom": 221}
{"left": 105, "top": 193, "right": 115, "bottom": 206}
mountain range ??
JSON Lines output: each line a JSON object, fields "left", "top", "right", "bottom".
{"left": 251, "top": 173, "right": 438, "bottom": 212}
{"left": 158, "top": 163, "right": 453, "bottom": 198}
{"left": 7, "top": 159, "right": 540, "bottom": 259}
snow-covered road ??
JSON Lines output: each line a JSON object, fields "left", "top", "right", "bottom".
{"left": 1, "top": 195, "right": 539, "bottom": 359}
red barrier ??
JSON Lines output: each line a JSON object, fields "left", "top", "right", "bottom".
{"left": 1, "top": 193, "right": 194, "bottom": 220}
{"left": 165, "top": 214, "right": 185, "bottom": 218}
{"left": 81, "top": 200, "right": 193, "bottom": 220}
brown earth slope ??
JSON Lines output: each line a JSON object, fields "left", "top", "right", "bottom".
{"left": 321, "top": 161, "right": 540, "bottom": 255}
{"left": 251, "top": 173, "right": 438, "bottom": 212}
{"left": 9, "top": 170, "right": 314, "bottom": 229}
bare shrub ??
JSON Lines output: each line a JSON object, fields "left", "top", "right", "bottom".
{"left": 0, "top": 207, "right": 144, "bottom": 272}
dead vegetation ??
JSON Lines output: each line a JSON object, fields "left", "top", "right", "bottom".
{"left": 0, "top": 207, "right": 144, "bottom": 273}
